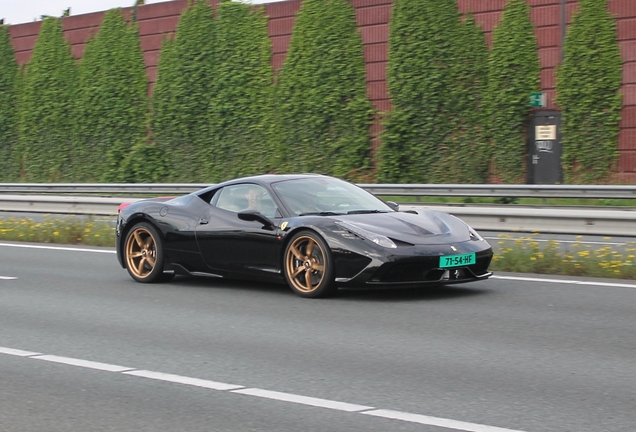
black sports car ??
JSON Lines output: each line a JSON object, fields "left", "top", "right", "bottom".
{"left": 116, "top": 174, "right": 493, "bottom": 298}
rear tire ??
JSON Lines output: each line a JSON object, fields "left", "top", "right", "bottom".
{"left": 284, "top": 231, "right": 336, "bottom": 298}
{"left": 123, "top": 222, "right": 169, "bottom": 283}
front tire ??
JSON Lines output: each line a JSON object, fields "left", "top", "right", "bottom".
{"left": 124, "top": 222, "right": 171, "bottom": 283}
{"left": 284, "top": 231, "right": 336, "bottom": 298}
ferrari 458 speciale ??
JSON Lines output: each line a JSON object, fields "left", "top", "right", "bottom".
{"left": 116, "top": 174, "right": 493, "bottom": 298}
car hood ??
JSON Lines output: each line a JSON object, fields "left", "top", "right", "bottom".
{"left": 338, "top": 210, "right": 472, "bottom": 245}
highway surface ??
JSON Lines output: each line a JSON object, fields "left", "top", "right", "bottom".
{"left": 1, "top": 241, "right": 635, "bottom": 432}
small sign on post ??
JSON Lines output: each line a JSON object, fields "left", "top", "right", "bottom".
{"left": 530, "top": 92, "right": 546, "bottom": 108}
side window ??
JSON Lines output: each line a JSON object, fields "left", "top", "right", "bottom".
{"left": 214, "top": 184, "right": 279, "bottom": 218}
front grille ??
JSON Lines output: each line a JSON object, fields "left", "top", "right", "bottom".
{"left": 371, "top": 252, "right": 492, "bottom": 283}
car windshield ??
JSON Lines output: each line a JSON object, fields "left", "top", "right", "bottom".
{"left": 272, "top": 177, "right": 393, "bottom": 216}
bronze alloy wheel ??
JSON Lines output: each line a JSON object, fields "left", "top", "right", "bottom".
{"left": 124, "top": 222, "right": 171, "bottom": 283}
{"left": 284, "top": 231, "right": 335, "bottom": 298}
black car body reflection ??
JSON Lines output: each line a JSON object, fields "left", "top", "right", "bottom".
{"left": 116, "top": 174, "right": 493, "bottom": 298}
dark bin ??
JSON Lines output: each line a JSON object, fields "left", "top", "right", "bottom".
{"left": 527, "top": 110, "right": 562, "bottom": 184}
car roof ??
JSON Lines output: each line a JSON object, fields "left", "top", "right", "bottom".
{"left": 195, "top": 174, "right": 333, "bottom": 195}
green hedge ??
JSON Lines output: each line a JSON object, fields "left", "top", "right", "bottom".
{"left": 486, "top": 0, "right": 540, "bottom": 183}
{"left": 0, "top": 25, "right": 19, "bottom": 181}
{"left": 207, "top": 0, "right": 273, "bottom": 181}
{"left": 75, "top": 8, "right": 149, "bottom": 182}
{"left": 272, "top": 0, "right": 372, "bottom": 180}
{"left": 151, "top": 0, "right": 215, "bottom": 182}
{"left": 378, "top": 0, "right": 484, "bottom": 183}
{"left": 556, "top": 0, "right": 623, "bottom": 183}
{"left": 441, "top": 14, "right": 490, "bottom": 184}
{"left": 18, "top": 17, "right": 77, "bottom": 182}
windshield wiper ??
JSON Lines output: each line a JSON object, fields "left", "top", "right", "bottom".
{"left": 347, "top": 209, "right": 390, "bottom": 215}
{"left": 298, "top": 211, "right": 343, "bottom": 216}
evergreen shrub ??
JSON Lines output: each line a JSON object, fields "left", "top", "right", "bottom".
{"left": 0, "top": 25, "right": 19, "bottom": 181}
{"left": 556, "top": 0, "right": 623, "bottom": 183}
{"left": 151, "top": 0, "right": 215, "bottom": 182}
{"left": 486, "top": 0, "right": 540, "bottom": 183}
{"left": 272, "top": 0, "right": 372, "bottom": 180}
{"left": 75, "top": 8, "right": 149, "bottom": 182}
{"left": 19, "top": 17, "right": 77, "bottom": 182}
{"left": 207, "top": 0, "right": 273, "bottom": 181}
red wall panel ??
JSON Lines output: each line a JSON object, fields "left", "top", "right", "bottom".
{"left": 364, "top": 43, "right": 387, "bottom": 63}
{"left": 619, "top": 128, "right": 636, "bottom": 150}
{"left": 366, "top": 62, "right": 386, "bottom": 82}
{"left": 355, "top": 5, "right": 391, "bottom": 27}
{"left": 268, "top": 17, "right": 295, "bottom": 36}
{"left": 359, "top": 24, "right": 388, "bottom": 44}
{"left": 623, "top": 62, "right": 636, "bottom": 85}
{"left": 621, "top": 106, "right": 636, "bottom": 128}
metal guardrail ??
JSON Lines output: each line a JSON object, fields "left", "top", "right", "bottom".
{"left": 0, "top": 184, "right": 635, "bottom": 236}
{"left": 2, "top": 183, "right": 636, "bottom": 199}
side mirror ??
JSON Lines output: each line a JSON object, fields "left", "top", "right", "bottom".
{"left": 238, "top": 210, "right": 275, "bottom": 229}
{"left": 386, "top": 201, "right": 399, "bottom": 211}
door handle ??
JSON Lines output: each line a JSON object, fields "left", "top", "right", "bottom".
{"left": 199, "top": 218, "right": 209, "bottom": 225}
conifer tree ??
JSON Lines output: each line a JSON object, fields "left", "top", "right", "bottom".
{"left": 19, "top": 17, "right": 77, "bottom": 182}
{"left": 378, "top": 0, "right": 462, "bottom": 183}
{"left": 272, "top": 0, "right": 372, "bottom": 180}
{"left": 207, "top": 0, "right": 273, "bottom": 181}
{"left": 75, "top": 8, "right": 148, "bottom": 182}
{"left": 151, "top": 0, "right": 215, "bottom": 182}
{"left": 486, "top": 0, "right": 540, "bottom": 183}
{"left": 556, "top": 0, "right": 622, "bottom": 183}
{"left": 0, "top": 25, "right": 19, "bottom": 181}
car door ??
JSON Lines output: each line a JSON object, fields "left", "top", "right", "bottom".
{"left": 195, "top": 184, "right": 283, "bottom": 277}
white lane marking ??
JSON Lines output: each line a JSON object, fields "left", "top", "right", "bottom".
{"left": 0, "top": 345, "right": 529, "bottom": 432}
{"left": 124, "top": 370, "right": 243, "bottom": 391}
{"left": 492, "top": 275, "right": 636, "bottom": 289}
{"left": 231, "top": 388, "right": 374, "bottom": 412}
{"left": 0, "top": 347, "right": 41, "bottom": 356}
{"left": 0, "top": 242, "right": 115, "bottom": 254}
{"left": 32, "top": 355, "right": 134, "bottom": 372}
{"left": 0, "top": 276, "right": 18, "bottom": 280}
{"left": 363, "top": 409, "right": 526, "bottom": 432}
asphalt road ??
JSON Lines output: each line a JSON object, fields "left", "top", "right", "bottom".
{"left": 1, "top": 241, "right": 635, "bottom": 432}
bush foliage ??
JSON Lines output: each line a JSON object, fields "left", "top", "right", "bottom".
{"left": 556, "top": 0, "right": 623, "bottom": 183}
{"left": 18, "top": 17, "right": 77, "bottom": 182}
{"left": 0, "top": 25, "right": 19, "bottom": 181}
{"left": 378, "top": 0, "right": 460, "bottom": 183}
{"left": 75, "top": 8, "right": 149, "bottom": 182}
{"left": 486, "top": 0, "right": 540, "bottom": 184}
{"left": 152, "top": 0, "right": 215, "bottom": 182}
{"left": 378, "top": 0, "right": 489, "bottom": 184}
{"left": 272, "top": 0, "right": 372, "bottom": 180}
{"left": 206, "top": 0, "right": 273, "bottom": 181}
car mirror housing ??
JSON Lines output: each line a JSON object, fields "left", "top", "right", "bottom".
{"left": 385, "top": 201, "right": 399, "bottom": 211}
{"left": 238, "top": 210, "right": 275, "bottom": 229}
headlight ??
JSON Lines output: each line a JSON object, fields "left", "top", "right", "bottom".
{"left": 335, "top": 221, "right": 397, "bottom": 249}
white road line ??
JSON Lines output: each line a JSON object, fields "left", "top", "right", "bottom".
{"left": 0, "top": 276, "right": 18, "bottom": 280}
{"left": 231, "top": 388, "right": 374, "bottom": 412}
{"left": 0, "top": 242, "right": 115, "bottom": 254}
{"left": 0, "top": 347, "right": 41, "bottom": 356}
{"left": 0, "top": 344, "right": 529, "bottom": 432}
{"left": 32, "top": 355, "right": 135, "bottom": 372}
{"left": 492, "top": 275, "right": 636, "bottom": 289}
{"left": 363, "top": 409, "right": 526, "bottom": 432}
{"left": 124, "top": 370, "right": 243, "bottom": 391}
